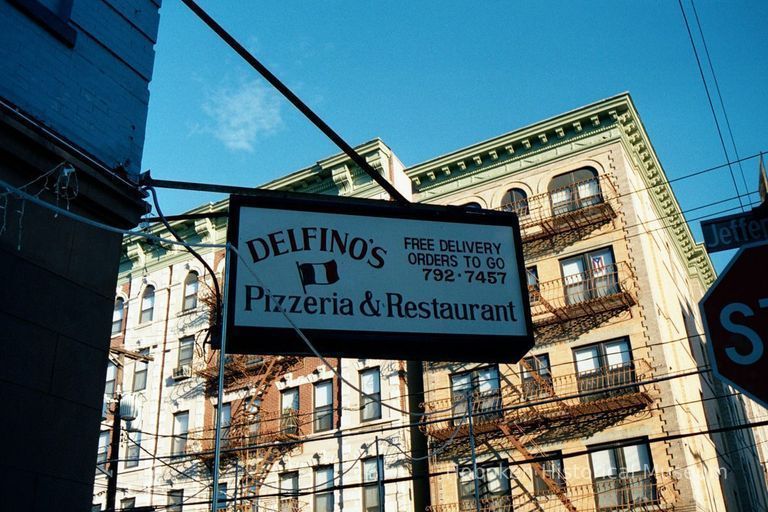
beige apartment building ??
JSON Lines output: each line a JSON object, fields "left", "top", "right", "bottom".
{"left": 94, "top": 93, "right": 767, "bottom": 512}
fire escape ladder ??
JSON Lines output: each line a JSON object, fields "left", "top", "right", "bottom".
{"left": 498, "top": 424, "right": 578, "bottom": 512}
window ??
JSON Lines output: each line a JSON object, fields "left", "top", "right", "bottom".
{"left": 132, "top": 349, "right": 149, "bottom": 392}
{"left": 280, "top": 388, "right": 299, "bottom": 435}
{"left": 91, "top": 505, "right": 101, "bottom": 512}
{"left": 178, "top": 337, "right": 194, "bottom": 368}
{"left": 451, "top": 366, "right": 501, "bottom": 424}
{"left": 279, "top": 472, "right": 299, "bottom": 512}
{"left": 463, "top": 202, "right": 482, "bottom": 209}
{"left": 215, "top": 483, "right": 227, "bottom": 510}
{"left": 502, "top": 188, "right": 529, "bottom": 216}
{"left": 314, "top": 465, "right": 334, "bottom": 512}
{"left": 533, "top": 452, "right": 565, "bottom": 496}
{"left": 574, "top": 338, "right": 636, "bottom": 402}
{"left": 139, "top": 286, "right": 155, "bottom": 323}
{"left": 589, "top": 441, "right": 656, "bottom": 510}
{"left": 112, "top": 298, "right": 125, "bottom": 335}
{"left": 172, "top": 411, "right": 189, "bottom": 456}
{"left": 183, "top": 272, "right": 199, "bottom": 311}
{"left": 458, "top": 462, "right": 510, "bottom": 510}
{"left": 217, "top": 403, "right": 231, "bottom": 446}
{"left": 314, "top": 380, "right": 333, "bottom": 432}
{"left": 363, "top": 456, "right": 383, "bottom": 512}
{"left": 96, "top": 430, "right": 109, "bottom": 472}
{"left": 526, "top": 266, "right": 540, "bottom": 303}
{"left": 560, "top": 247, "right": 618, "bottom": 305}
{"left": 125, "top": 432, "right": 140, "bottom": 469}
{"left": 521, "top": 354, "right": 551, "bottom": 399}
{"left": 104, "top": 361, "right": 116, "bottom": 397}
{"left": 167, "top": 490, "right": 184, "bottom": 512}
{"left": 360, "top": 367, "right": 382, "bottom": 421}
{"left": 120, "top": 498, "right": 135, "bottom": 510}
{"left": 548, "top": 167, "right": 602, "bottom": 215}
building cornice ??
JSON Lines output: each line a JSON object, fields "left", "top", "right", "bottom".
{"left": 404, "top": 93, "right": 715, "bottom": 287}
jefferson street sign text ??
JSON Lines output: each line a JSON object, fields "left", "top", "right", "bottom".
{"left": 701, "top": 207, "right": 768, "bottom": 253}
{"left": 225, "top": 192, "right": 533, "bottom": 362}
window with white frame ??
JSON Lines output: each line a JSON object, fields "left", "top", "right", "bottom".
{"left": 104, "top": 361, "right": 116, "bottom": 398}
{"left": 458, "top": 461, "right": 510, "bottom": 510}
{"left": 139, "top": 286, "right": 155, "bottom": 323}
{"left": 573, "top": 338, "right": 636, "bottom": 402}
{"left": 280, "top": 388, "right": 299, "bottom": 435}
{"left": 132, "top": 349, "right": 149, "bottom": 392}
{"left": 360, "top": 367, "right": 381, "bottom": 421}
{"left": 182, "top": 272, "right": 199, "bottom": 311}
{"left": 548, "top": 167, "right": 602, "bottom": 216}
{"left": 112, "top": 298, "right": 125, "bottom": 335}
{"left": 363, "top": 456, "right": 383, "bottom": 512}
{"left": 120, "top": 497, "right": 135, "bottom": 510}
{"left": 533, "top": 451, "right": 565, "bottom": 496}
{"left": 215, "top": 482, "right": 227, "bottom": 510}
{"left": 172, "top": 411, "right": 189, "bottom": 456}
{"left": 167, "top": 490, "right": 183, "bottom": 512}
{"left": 279, "top": 472, "right": 298, "bottom": 512}
{"left": 96, "top": 430, "right": 109, "bottom": 472}
{"left": 178, "top": 336, "right": 194, "bottom": 368}
{"left": 501, "top": 187, "right": 529, "bottom": 216}
{"left": 560, "top": 247, "right": 618, "bottom": 305}
{"left": 589, "top": 440, "right": 656, "bottom": 510}
{"left": 314, "top": 380, "right": 333, "bottom": 432}
{"left": 314, "top": 465, "right": 334, "bottom": 512}
{"left": 125, "top": 431, "right": 141, "bottom": 469}
{"left": 451, "top": 366, "right": 501, "bottom": 423}
{"left": 521, "top": 353, "right": 551, "bottom": 399}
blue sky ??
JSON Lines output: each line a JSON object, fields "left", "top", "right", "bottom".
{"left": 141, "top": 1, "right": 768, "bottom": 272}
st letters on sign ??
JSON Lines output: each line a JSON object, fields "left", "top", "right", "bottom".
{"left": 225, "top": 191, "right": 534, "bottom": 363}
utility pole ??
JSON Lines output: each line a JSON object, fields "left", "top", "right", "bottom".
{"left": 106, "top": 393, "right": 122, "bottom": 512}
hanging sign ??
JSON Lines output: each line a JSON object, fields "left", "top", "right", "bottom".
{"left": 225, "top": 191, "right": 533, "bottom": 362}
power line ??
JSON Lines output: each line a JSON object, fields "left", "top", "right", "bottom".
{"left": 689, "top": 0, "right": 750, "bottom": 200}
{"left": 177, "top": 0, "right": 409, "bottom": 205}
{"left": 677, "top": 0, "right": 744, "bottom": 211}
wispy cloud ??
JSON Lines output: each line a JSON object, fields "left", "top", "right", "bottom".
{"left": 199, "top": 78, "right": 282, "bottom": 152}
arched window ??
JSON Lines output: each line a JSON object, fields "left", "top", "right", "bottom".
{"left": 183, "top": 272, "right": 199, "bottom": 311}
{"left": 501, "top": 188, "right": 529, "bottom": 216}
{"left": 140, "top": 286, "right": 155, "bottom": 323}
{"left": 548, "top": 167, "right": 602, "bottom": 215}
{"left": 463, "top": 202, "right": 482, "bottom": 209}
{"left": 111, "top": 298, "right": 125, "bottom": 335}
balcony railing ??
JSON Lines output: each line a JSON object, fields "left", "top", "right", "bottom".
{"left": 422, "top": 359, "right": 653, "bottom": 441}
{"left": 529, "top": 262, "right": 636, "bottom": 327}
{"left": 427, "top": 475, "right": 674, "bottom": 512}
{"left": 498, "top": 174, "right": 618, "bottom": 243}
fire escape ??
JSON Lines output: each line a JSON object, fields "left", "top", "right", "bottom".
{"left": 190, "top": 354, "right": 303, "bottom": 510}
{"left": 421, "top": 173, "right": 674, "bottom": 512}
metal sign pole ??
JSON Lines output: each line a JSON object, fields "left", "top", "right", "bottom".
{"left": 212, "top": 245, "right": 232, "bottom": 512}
{"left": 467, "top": 390, "right": 481, "bottom": 512}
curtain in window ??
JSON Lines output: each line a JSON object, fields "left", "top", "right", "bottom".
{"left": 577, "top": 177, "right": 601, "bottom": 206}
{"left": 590, "top": 248, "right": 617, "bottom": 297}
{"left": 451, "top": 373, "right": 472, "bottom": 421}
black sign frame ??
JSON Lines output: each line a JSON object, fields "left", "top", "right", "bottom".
{"left": 225, "top": 190, "right": 533, "bottom": 363}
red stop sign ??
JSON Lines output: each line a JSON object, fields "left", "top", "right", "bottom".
{"left": 700, "top": 241, "right": 768, "bottom": 409}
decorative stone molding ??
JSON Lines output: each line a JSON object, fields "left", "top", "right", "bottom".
{"left": 331, "top": 165, "right": 353, "bottom": 195}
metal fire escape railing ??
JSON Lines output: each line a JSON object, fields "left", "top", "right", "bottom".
{"left": 421, "top": 359, "right": 654, "bottom": 442}
{"left": 425, "top": 474, "right": 676, "bottom": 512}
{"left": 528, "top": 262, "right": 637, "bottom": 327}
{"left": 498, "top": 174, "right": 618, "bottom": 244}
{"left": 188, "top": 354, "right": 304, "bottom": 508}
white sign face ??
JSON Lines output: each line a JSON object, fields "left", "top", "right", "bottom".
{"left": 226, "top": 194, "right": 532, "bottom": 362}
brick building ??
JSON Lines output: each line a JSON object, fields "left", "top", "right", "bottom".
{"left": 95, "top": 94, "right": 768, "bottom": 511}
{"left": 0, "top": 1, "right": 160, "bottom": 510}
